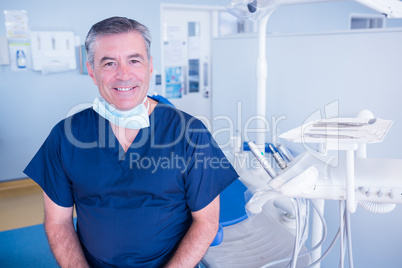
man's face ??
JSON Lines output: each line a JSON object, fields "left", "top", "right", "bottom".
{"left": 87, "top": 32, "right": 153, "bottom": 111}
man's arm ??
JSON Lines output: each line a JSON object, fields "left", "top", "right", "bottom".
{"left": 43, "top": 191, "right": 89, "bottom": 268}
{"left": 165, "top": 195, "right": 220, "bottom": 268}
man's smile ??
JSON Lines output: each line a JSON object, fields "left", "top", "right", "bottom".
{"left": 115, "top": 87, "right": 135, "bottom": 92}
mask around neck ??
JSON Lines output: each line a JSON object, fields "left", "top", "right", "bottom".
{"left": 92, "top": 96, "right": 150, "bottom": 129}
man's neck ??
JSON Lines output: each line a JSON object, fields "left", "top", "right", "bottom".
{"left": 110, "top": 97, "right": 158, "bottom": 152}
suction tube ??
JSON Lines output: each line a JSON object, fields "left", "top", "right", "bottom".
{"left": 359, "top": 202, "right": 396, "bottom": 214}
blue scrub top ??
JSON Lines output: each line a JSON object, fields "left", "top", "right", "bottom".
{"left": 24, "top": 101, "right": 239, "bottom": 267}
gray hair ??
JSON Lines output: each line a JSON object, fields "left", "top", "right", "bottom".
{"left": 85, "top": 17, "right": 152, "bottom": 68}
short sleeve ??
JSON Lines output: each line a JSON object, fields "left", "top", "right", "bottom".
{"left": 23, "top": 122, "right": 74, "bottom": 207}
{"left": 184, "top": 118, "right": 239, "bottom": 212}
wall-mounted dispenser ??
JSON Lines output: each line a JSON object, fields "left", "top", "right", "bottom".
{"left": 30, "top": 31, "right": 76, "bottom": 74}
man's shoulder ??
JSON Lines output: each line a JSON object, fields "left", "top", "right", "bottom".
{"left": 155, "top": 103, "right": 205, "bottom": 129}
{"left": 56, "top": 107, "right": 96, "bottom": 126}
{"left": 51, "top": 107, "right": 97, "bottom": 138}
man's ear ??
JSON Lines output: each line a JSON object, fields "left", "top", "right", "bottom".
{"left": 86, "top": 62, "right": 98, "bottom": 85}
{"left": 149, "top": 56, "right": 154, "bottom": 76}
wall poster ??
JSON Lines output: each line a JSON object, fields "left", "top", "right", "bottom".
{"left": 165, "top": 66, "right": 183, "bottom": 99}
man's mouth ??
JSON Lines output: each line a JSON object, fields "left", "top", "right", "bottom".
{"left": 115, "top": 87, "right": 135, "bottom": 92}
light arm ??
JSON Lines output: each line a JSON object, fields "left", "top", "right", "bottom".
{"left": 43, "top": 191, "right": 89, "bottom": 268}
{"left": 164, "top": 195, "right": 220, "bottom": 268}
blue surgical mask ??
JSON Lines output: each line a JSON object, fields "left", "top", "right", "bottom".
{"left": 93, "top": 96, "right": 150, "bottom": 129}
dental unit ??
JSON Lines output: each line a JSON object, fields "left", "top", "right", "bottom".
{"left": 202, "top": 0, "right": 402, "bottom": 267}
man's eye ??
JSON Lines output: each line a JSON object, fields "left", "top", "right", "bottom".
{"left": 105, "top": 62, "right": 115, "bottom": 66}
{"left": 130, "top": 60, "right": 139, "bottom": 64}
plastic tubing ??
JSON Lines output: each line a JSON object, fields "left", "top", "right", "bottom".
{"left": 340, "top": 201, "right": 345, "bottom": 268}
{"left": 261, "top": 199, "right": 328, "bottom": 268}
{"left": 306, "top": 207, "right": 351, "bottom": 268}
{"left": 290, "top": 198, "right": 300, "bottom": 268}
{"left": 359, "top": 201, "right": 396, "bottom": 214}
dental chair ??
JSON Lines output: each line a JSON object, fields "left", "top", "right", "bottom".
{"left": 202, "top": 153, "right": 311, "bottom": 268}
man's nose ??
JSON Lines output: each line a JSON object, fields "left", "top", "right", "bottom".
{"left": 115, "top": 64, "right": 131, "bottom": 80}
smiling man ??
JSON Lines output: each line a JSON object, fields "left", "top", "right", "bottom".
{"left": 24, "top": 17, "right": 238, "bottom": 267}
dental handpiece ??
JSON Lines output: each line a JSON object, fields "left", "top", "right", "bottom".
{"left": 269, "top": 144, "right": 288, "bottom": 170}
{"left": 248, "top": 141, "right": 277, "bottom": 179}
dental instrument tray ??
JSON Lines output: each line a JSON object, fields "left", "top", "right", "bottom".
{"left": 279, "top": 117, "right": 393, "bottom": 144}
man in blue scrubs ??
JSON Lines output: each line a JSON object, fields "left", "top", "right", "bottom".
{"left": 24, "top": 17, "right": 238, "bottom": 267}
